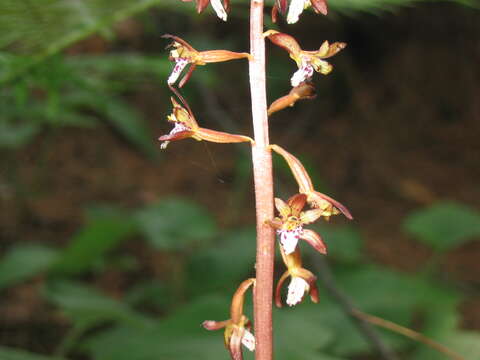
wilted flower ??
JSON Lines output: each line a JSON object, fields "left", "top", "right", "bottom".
{"left": 203, "top": 278, "right": 256, "bottom": 360}
{"left": 276, "top": 248, "right": 319, "bottom": 307}
{"left": 272, "top": 0, "right": 328, "bottom": 24}
{"left": 181, "top": 0, "right": 230, "bottom": 21}
{"left": 267, "top": 193, "right": 327, "bottom": 255}
{"left": 159, "top": 89, "right": 253, "bottom": 149}
{"left": 267, "top": 82, "right": 316, "bottom": 116}
{"left": 264, "top": 30, "right": 346, "bottom": 87}
{"left": 270, "top": 144, "right": 353, "bottom": 220}
{"left": 163, "top": 35, "right": 250, "bottom": 87}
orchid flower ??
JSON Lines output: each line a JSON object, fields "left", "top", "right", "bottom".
{"left": 163, "top": 35, "right": 250, "bottom": 87}
{"left": 272, "top": 0, "right": 328, "bottom": 24}
{"left": 203, "top": 278, "right": 256, "bottom": 360}
{"left": 270, "top": 144, "right": 353, "bottom": 220}
{"left": 276, "top": 248, "right": 319, "bottom": 307}
{"left": 267, "top": 193, "right": 327, "bottom": 255}
{"left": 180, "top": 0, "right": 230, "bottom": 21}
{"left": 267, "top": 81, "right": 316, "bottom": 116}
{"left": 264, "top": 30, "right": 346, "bottom": 87}
{"left": 159, "top": 89, "right": 253, "bottom": 149}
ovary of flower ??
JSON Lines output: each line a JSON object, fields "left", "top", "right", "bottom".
{"left": 241, "top": 329, "right": 255, "bottom": 351}
{"left": 278, "top": 226, "right": 303, "bottom": 255}
{"left": 168, "top": 58, "right": 189, "bottom": 85}
{"left": 290, "top": 57, "right": 314, "bottom": 87}
{"left": 210, "top": 0, "right": 228, "bottom": 21}
{"left": 287, "top": 277, "right": 309, "bottom": 306}
{"left": 287, "top": 0, "right": 310, "bottom": 24}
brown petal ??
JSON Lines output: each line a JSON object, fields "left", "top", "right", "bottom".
{"left": 287, "top": 194, "right": 307, "bottom": 217}
{"left": 195, "top": 128, "right": 253, "bottom": 144}
{"left": 199, "top": 50, "right": 251, "bottom": 63}
{"left": 267, "top": 82, "right": 316, "bottom": 116}
{"left": 311, "top": 0, "right": 328, "bottom": 15}
{"left": 202, "top": 319, "right": 230, "bottom": 330}
{"left": 300, "top": 229, "right": 327, "bottom": 254}
{"left": 300, "top": 208, "right": 323, "bottom": 224}
{"left": 321, "top": 42, "right": 347, "bottom": 59}
{"left": 228, "top": 327, "right": 244, "bottom": 360}
{"left": 306, "top": 191, "right": 353, "bottom": 220}
{"left": 275, "top": 271, "right": 290, "bottom": 308}
{"left": 266, "top": 217, "right": 283, "bottom": 230}
{"left": 162, "top": 34, "right": 196, "bottom": 51}
{"left": 290, "top": 267, "right": 319, "bottom": 303}
{"left": 178, "top": 63, "right": 196, "bottom": 88}
{"left": 158, "top": 130, "right": 195, "bottom": 143}
{"left": 267, "top": 94, "right": 295, "bottom": 116}
{"left": 276, "top": 0, "right": 288, "bottom": 14}
{"left": 271, "top": 5, "right": 279, "bottom": 23}
{"left": 264, "top": 31, "right": 302, "bottom": 58}
{"left": 270, "top": 144, "right": 314, "bottom": 194}
{"left": 230, "top": 278, "right": 255, "bottom": 324}
{"left": 196, "top": 0, "right": 210, "bottom": 13}
{"left": 223, "top": 0, "right": 231, "bottom": 13}
{"left": 274, "top": 198, "right": 291, "bottom": 218}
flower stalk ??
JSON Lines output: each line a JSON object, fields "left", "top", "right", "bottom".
{"left": 249, "top": 1, "right": 275, "bottom": 359}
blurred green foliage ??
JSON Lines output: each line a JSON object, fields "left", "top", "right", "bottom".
{"left": 0, "top": 198, "right": 479, "bottom": 359}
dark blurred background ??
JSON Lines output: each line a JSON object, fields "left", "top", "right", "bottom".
{"left": 0, "top": 0, "right": 480, "bottom": 359}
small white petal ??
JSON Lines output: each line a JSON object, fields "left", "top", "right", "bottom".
{"left": 210, "top": 0, "right": 228, "bottom": 21}
{"left": 278, "top": 226, "right": 303, "bottom": 254}
{"left": 290, "top": 61, "right": 314, "bottom": 87}
{"left": 241, "top": 330, "right": 255, "bottom": 351}
{"left": 169, "top": 122, "right": 189, "bottom": 135}
{"left": 167, "top": 58, "right": 188, "bottom": 85}
{"left": 287, "top": 0, "right": 308, "bottom": 24}
{"left": 287, "top": 277, "right": 309, "bottom": 306}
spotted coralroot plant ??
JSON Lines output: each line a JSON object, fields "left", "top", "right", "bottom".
{"left": 160, "top": 1, "right": 350, "bottom": 359}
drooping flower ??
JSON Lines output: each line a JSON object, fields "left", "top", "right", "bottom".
{"left": 267, "top": 193, "right": 327, "bottom": 255}
{"left": 270, "top": 144, "right": 353, "bottom": 220}
{"left": 276, "top": 248, "right": 319, "bottom": 307}
{"left": 180, "top": 0, "right": 230, "bottom": 21}
{"left": 163, "top": 35, "right": 250, "bottom": 87}
{"left": 272, "top": 0, "right": 328, "bottom": 24}
{"left": 203, "top": 278, "right": 256, "bottom": 360}
{"left": 267, "top": 81, "right": 316, "bottom": 116}
{"left": 159, "top": 88, "right": 253, "bottom": 149}
{"left": 264, "top": 30, "right": 346, "bottom": 87}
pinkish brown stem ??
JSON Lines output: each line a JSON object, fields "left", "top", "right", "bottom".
{"left": 249, "top": 1, "right": 275, "bottom": 360}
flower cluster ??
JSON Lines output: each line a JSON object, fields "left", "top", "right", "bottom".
{"left": 165, "top": 4, "right": 350, "bottom": 360}
{"left": 272, "top": 0, "right": 328, "bottom": 24}
{"left": 203, "top": 279, "right": 256, "bottom": 360}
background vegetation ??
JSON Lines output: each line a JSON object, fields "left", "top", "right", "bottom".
{"left": 1, "top": 0, "right": 479, "bottom": 359}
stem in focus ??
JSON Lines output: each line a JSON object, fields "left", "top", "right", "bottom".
{"left": 249, "top": 1, "right": 275, "bottom": 360}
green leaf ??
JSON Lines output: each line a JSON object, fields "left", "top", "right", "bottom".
{"left": 187, "top": 228, "right": 255, "bottom": 297}
{"left": 44, "top": 280, "right": 152, "bottom": 329}
{"left": 82, "top": 296, "right": 230, "bottom": 360}
{"left": 51, "top": 212, "right": 137, "bottom": 275}
{"left": 446, "top": 331, "right": 480, "bottom": 359}
{"left": 412, "top": 305, "right": 480, "bottom": 359}
{"left": 323, "top": 265, "right": 460, "bottom": 356}
{"left": 312, "top": 225, "right": 363, "bottom": 263}
{"left": 102, "top": 97, "right": 157, "bottom": 157}
{"left": 0, "top": 121, "right": 40, "bottom": 149}
{"left": 274, "top": 305, "right": 336, "bottom": 360}
{"left": 403, "top": 201, "right": 480, "bottom": 252}
{"left": 0, "top": 245, "right": 58, "bottom": 290}
{"left": 135, "top": 198, "right": 217, "bottom": 250}
{"left": 0, "top": 346, "right": 64, "bottom": 360}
